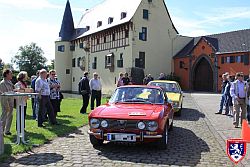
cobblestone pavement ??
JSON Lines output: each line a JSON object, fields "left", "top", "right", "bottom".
{"left": 1, "top": 93, "right": 240, "bottom": 166}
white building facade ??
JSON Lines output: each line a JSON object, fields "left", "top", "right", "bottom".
{"left": 55, "top": 0, "right": 190, "bottom": 94}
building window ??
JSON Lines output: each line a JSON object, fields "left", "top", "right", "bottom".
{"left": 139, "top": 27, "right": 147, "bottom": 41}
{"left": 97, "top": 38, "right": 100, "bottom": 44}
{"left": 143, "top": 9, "right": 149, "bottom": 19}
{"left": 92, "top": 57, "right": 97, "bottom": 69}
{"left": 73, "top": 77, "right": 75, "bottom": 82}
{"left": 221, "top": 57, "right": 224, "bottom": 64}
{"left": 148, "top": 0, "right": 152, "bottom": 3}
{"left": 72, "top": 58, "right": 76, "bottom": 67}
{"left": 105, "top": 53, "right": 114, "bottom": 68}
{"left": 243, "top": 54, "right": 249, "bottom": 65}
{"left": 135, "top": 52, "right": 145, "bottom": 68}
{"left": 58, "top": 45, "right": 65, "bottom": 52}
{"left": 230, "top": 56, "right": 235, "bottom": 63}
{"left": 79, "top": 43, "right": 84, "bottom": 48}
{"left": 70, "top": 45, "right": 75, "bottom": 51}
{"left": 226, "top": 56, "right": 230, "bottom": 63}
{"left": 179, "top": 61, "right": 184, "bottom": 68}
{"left": 112, "top": 33, "right": 116, "bottom": 41}
{"left": 97, "top": 21, "right": 102, "bottom": 27}
{"left": 236, "top": 56, "right": 241, "bottom": 63}
{"left": 125, "top": 30, "right": 129, "bottom": 38}
{"left": 117, "top": 53, "right": 123, "bottom": 68}
{"left": 108, "top": 17, "right": 114, "bottom": 24}
{"left": 104, "top": 36, "right": 106, "bottom": 43}
{"left": 86, "top": 26, "right": 90, "bottom": 31}
{"left": 66, "top": 69, "right": 70, "bottom": 74}
{"left": 121, "top": 12, "right": 127, "bottom": 19}
{"left": 77, "top": 57, "right": 81, "bottom": 67}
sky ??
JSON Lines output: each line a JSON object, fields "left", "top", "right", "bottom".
{"left": 0, "top": 0, "right": 250, "bottom": 65}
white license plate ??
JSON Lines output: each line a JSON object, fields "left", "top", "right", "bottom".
{"left": 107, "top": 133, "right": 136, "bottom": 142}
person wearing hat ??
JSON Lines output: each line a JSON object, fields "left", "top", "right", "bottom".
{"left": 78, "top": 71, "right": 91, "bottom": 114}
{"left": 230, "top": 72, "right": 250, "bottom": 128}
{"left": 89, "top": 72, "right": 102, "bottom": 110}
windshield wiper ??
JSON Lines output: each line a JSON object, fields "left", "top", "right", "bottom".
{"left": 123, "top": 99, "right": 152, "bottom": 104}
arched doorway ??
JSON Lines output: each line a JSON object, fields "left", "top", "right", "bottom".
{"left": 193, "top": 57, "right": 213, "bottom": 92}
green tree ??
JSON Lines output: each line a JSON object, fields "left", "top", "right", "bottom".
{"left": 12, "top": 42, "right": 47, "bottom": 76}
{"left": 47, "top": 59, "right": 55, "bottom": 71}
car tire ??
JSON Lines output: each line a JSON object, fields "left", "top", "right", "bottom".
{"left": 174, "top": 109, "right": 181, "bottom": 117}
{"left": 157, "top": 123, "right": 168, "bottom": 149}
{"left": 169, "top": 120, "right": 173, "bottom": 131}
{"left": 89, "top": 135, "right": 104, "bottom": 146}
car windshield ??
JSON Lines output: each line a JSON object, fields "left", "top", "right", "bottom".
{"left": 109, "top": 87, "right": 164, "bottom": 104}
{"left": 149, "top": 82, "right": 180, "bottom": 93}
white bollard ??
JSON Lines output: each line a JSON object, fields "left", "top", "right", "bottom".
{"left": 0, "top": 121, "right": 4, "bottom": 155}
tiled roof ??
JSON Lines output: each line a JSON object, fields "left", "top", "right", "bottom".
{"left": 76, "top": 0, "right": 142, "bottom": 39}
{"left": 174, "top": 29, "right": 250, "bottom": 58}
{"left": 208, "top": 29, "right": 250, "bottom": 54}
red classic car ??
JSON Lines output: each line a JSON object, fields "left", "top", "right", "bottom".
{"left": 88, "top": 85, "right": 174, "bottom": 149}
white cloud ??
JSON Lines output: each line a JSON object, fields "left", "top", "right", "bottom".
{"left": 171, "top": 6, "right": 250, "bottom": 37}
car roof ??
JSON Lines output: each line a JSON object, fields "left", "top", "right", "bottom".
{"left": 149, "top": 80, "right": 178, "bottom": 84}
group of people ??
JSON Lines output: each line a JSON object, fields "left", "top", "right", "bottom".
{"left": 216, "top": 72, "right": 250, "bottom": 128}
{"left": 117, "top": 72, "right": 132, "bottom": 87}
{"left": 0, "top": 68, "right": 62, "bottom": 135}
{"left": 78, "top": 72, "right": 102, "bottom": 114}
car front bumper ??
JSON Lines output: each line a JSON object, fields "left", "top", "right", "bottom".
{"left": 88, "top": 130, "right": 162, "bottom": 141}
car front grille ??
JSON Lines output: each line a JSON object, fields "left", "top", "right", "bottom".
{"left": 107, "top": 119, "right": 138, "bottom": 130}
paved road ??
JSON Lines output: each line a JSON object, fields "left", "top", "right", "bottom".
{"left": 1, "top": 93, "right": 244, "bottom": 166}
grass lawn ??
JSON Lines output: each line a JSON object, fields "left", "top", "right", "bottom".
{"left": 0, "top": 97, "right": 106, "bottom": 161}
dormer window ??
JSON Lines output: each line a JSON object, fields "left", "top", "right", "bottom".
{"left": 97, "top": 21, "right": 102, "bottom": 27}
{"left": 108, "top": 17, "right": 114, "bottom": 24}
{"left": 121, "top": 12, "right": 127, "bottom": 19}
{"left": 86, "top": 26, "right": 90, "bottom": 31}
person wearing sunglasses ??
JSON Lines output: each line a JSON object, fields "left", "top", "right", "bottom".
{"left": 48, "top": 70, "right": 61, "bottom": 117}
{"left": 230, "top": 72, "right": 250, "bottom": 128}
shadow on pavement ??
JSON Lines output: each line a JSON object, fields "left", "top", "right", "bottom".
{"left": 175, "top": 108, "right": 205, "bottom": 121}
{"left": 14, "top": 153, "right": 63, "bottom": 166}
{"left": 95, "top": 126, "right": 210, "bottom": 166}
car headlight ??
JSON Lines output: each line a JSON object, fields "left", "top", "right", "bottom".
{"left": 173, "top": 102, "right": 179, "bottom": 107}
{"left": 90, "top": 118, "right": 100, "bottom": 128}
{"left": 147, "top": 121, "right": 158, "bottom": 131}
{"left": 101, "top": 120, "right": 108, "bottom": 128}
{"left": 137, "top": 121, "right": 146, "bottom": 130}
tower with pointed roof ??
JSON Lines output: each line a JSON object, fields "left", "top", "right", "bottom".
{"left": 55, "top": 0, "right": 75, "bottom": 91}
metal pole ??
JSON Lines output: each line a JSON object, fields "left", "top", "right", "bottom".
{"left": 16, "top": 97, "right": 20, "bottom": 144}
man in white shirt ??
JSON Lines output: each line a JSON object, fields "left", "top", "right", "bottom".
{"left": 89, "top": 72, "right": 102, "bottom": 110}
{"left": 230, "top": 72, "right": 250, "bottom": 128}
{"left": 35, "top": 69, "right": 58, "bottom": 127}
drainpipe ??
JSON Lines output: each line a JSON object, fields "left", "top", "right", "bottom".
{"left": 214, "top": 54, "right": 218, "bottom": 92}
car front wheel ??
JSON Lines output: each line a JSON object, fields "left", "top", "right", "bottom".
{"left": 89, "top": 135, "right": 104, "bottom": 147}
{"left": 157, "top": 123, "right": 168, "bottom": 149}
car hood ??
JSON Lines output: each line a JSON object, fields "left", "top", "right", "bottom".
{"left": 92, "top": 103, "right": 163, "bottom": 119}
{"left": 166, "top": 92, "right": 180, "bottom": 102}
